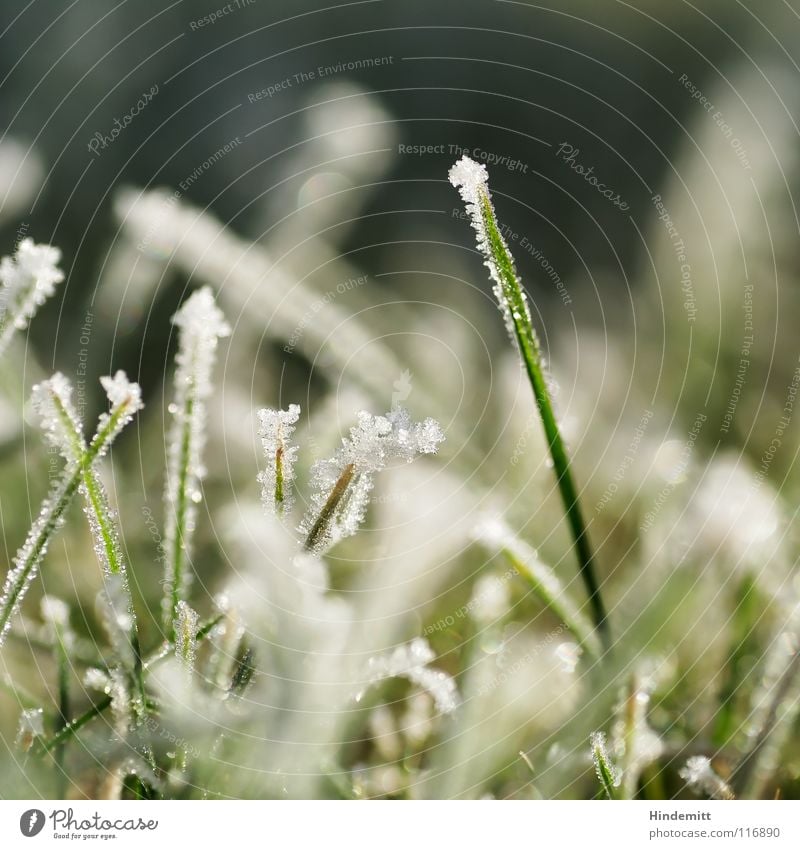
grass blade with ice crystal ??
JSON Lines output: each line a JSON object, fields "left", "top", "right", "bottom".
{"left": 590, "top": 731, "right": 620, "bottom": 800}
{"left": 0, "top": 375, "right": 142, "bottom": 644}
{"left": 0, "top": 239, "right": 64, "bottom": 358}
{"left": 257, "top": 405, "right": 300, "bottom": 518}
{"left": 162, "top": 287, "right": 230, "bottom": 638}
{"left": 299, "top": 408, "right": 444, "bottom": 554}
{"left": 35, "top": 612, "right": 226, "bottom": 755}
{"left": 450, "top": 157, "right": 608, "bottom": 646}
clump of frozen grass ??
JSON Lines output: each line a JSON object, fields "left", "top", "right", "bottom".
{"left": 0, "top": 239, "right": 63, "bottom": 357}
{"left": 300, "top": 407, "right": 444, "bottom": 553}
{"left": 162, "top": 287, "right": 230, "bottom": 637}
{"left": 450, "top": 156, "right": 608, "bottom": 645}
{"left": 257, "top": 404, "right": 300, "bottom": 517}
{"left": 590, "top": 731, "right": 621, "bottom": 799}
{"left": 680, "top": 756, "right": 735, "bottom": 800}
{"left": 0, "top": 372, "right": 142, "bottom": 644}
{"left": 365, "top": 637, "right": 459, "bottom": 715}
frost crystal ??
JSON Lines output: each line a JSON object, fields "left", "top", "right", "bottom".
{"left": 0, "top": 239, "right": 64, "bottom": 356}
{"left": 680, "top": 756, "right": 735, "bottom": 800}
{"left": 257, "top": 404, "right": 300, "bottom": 516}
{"left": 16, "top": 707, "right": 44, "bottom": 751}
{"left": 163, "top": 287, "right": 230, "bottom": 633}
{"left": 92, "top": 371, "right": 144, "bottom": 459}
{"left": 366, "top": 637, "right": 459, "bottom": 715}
{"left": 175, "top": 600, "right": 199, "bottom": 670}
{"left": 300, "top": 407, "right": 444, "bottom": 553}
{"left": 449, "top": 156, "right": 531, "bottom": 346}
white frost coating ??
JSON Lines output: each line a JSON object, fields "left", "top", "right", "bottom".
{"left": 175, "top": 600, "right": 199, "bottom": 670}
{"left": 31, "top": 373, "right": 83, "bottom": 463}
{"left": 449, "top": 156, "right": 531, "bottom": 346}
{"left": 0, "top": 238, "right": 64, "bottom": 356}
{"left": 92, "top": 371, "right": 144, "bottom": 459}
{"left": 299, "top": 407, "right": 444, "bottom": 553}
{"left": 680, "top": 756, "right": 735, "bottom": 800}
{"left": 0, "top": 372, "right": 142, "bottom": 646}
{"left": 163, "top": 287, "right": 230, "bottom": 631}
{"left": 16, "top": 707, "right": 44, "bottom": 751}
{"left": 83, "top": 667, "right": 111, "bottom": 692}
{"left": 590, "top": 730, "right": 622, "bottom": 789}
{"left": 366, "top": 637, "right": 459, "bottom": 715}
{"left": 257, "top": 404, "right": 300, "bottom": 516}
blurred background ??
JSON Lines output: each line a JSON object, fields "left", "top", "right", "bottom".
{"left": 2, "top": 0, "right": 800, "bottom": 800}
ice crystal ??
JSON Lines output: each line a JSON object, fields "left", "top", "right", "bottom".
{"left": 15, "top": 707, "right": 44, "bottom": 752}
{"left": 680, "top": 756, "right": 735, "bottom": 800}
{"left": 449, "top": 156, "right": 531, "bottom": 347}
{"left": 163, "top": 287, "right": 230, "bottom": 633}
{"left": 175, "top": 600, "right": 199, "bottom": 670}
{"left": 300, "top": 407, "right": 444, "bottom": 553}
{"left": 83, "top": 667, "right": 111, "bottom": 692}
{"left": 257, "top": 404, "right": 300, "bottom": 517}
{"left": 366, "top": 637, "right": 459, "bottom": 715}
{"left": 92, "top": 371, "right": 144, "bottom": 459}
{"left": 0, "top": 239, "right": 64, "bottom": 356}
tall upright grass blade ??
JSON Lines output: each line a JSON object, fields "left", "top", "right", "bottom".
{"left": 162, "top": 287, "right": 230, "bottom": 638}
{"left": 450, "top": 156, "right": 609, "bottom": 646}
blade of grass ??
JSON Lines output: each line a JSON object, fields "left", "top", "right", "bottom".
{"left": 450, "top": 157, "right": 609, "bottom": 647}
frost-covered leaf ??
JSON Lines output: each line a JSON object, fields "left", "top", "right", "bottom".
{"left": 257, "top": 404, "right": 300, "bottom": 517}
{"left": 0, "top": 238, "right": 64, "bottom": 357}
